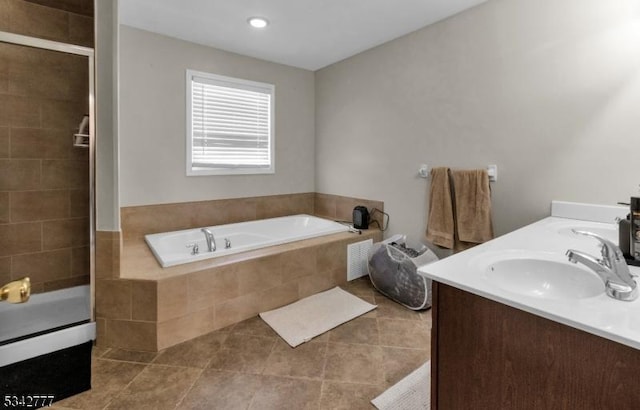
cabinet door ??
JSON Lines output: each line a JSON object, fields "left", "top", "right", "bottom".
{"left": 432, "top": 282, "right": 640, "bottom": 410}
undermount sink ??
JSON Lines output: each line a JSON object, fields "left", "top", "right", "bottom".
{"left": 485, "top": 258, "right": 604, "bottom": 300}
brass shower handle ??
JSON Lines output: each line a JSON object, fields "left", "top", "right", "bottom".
{"left": 0, "top": 277, "right": 31, "bottom": 303}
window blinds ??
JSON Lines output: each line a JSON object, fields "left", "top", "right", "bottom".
{"left": 190, "top": 74, "right": 273, "bottom": 170}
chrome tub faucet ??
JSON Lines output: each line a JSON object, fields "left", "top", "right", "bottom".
{"left": 566, "top": 230, "right": 638, "bottom": 301}
{"left": 201, "top": 228, "right": 216, "bottom": 252}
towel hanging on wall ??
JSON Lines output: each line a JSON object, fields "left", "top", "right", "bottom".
{"left": 425, "top": 167, "right": 494, "bottom": 251}
{"left": 425, "top": 167, "right": 455, "bottom": 249}
{"left": 450, "top": 168, "right": 494, "bottom": 251}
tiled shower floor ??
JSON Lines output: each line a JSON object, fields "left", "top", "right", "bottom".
{"left": 53, "top": 278, "right": 431, "bottom": 410}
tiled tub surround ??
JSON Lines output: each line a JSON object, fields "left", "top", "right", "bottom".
{"left": 0, "top": 38, "right": 92, "bottom": 293}
{"left": 97, "top": 229, "right": 382, "bottom": 352}
{"left": 97, "top": 193, "right": 384, "bottom": 351}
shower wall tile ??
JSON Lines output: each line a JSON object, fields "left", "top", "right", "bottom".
{"left": 71, "top": 245, "right": 89, "bottom": 277}
{"left": 0, "top": 95, "right": 41, "bottom": 127}
{"left": 42, "top": 274, "right": 88, "bottom": 291}
{"left": 42, "top": 217, "right": 88, "bottom": 250}
{"left": 0, "top": 256, "right": 10, "bottom": 285}
{"left": 68, "top": 13, "right": 93, "bottom": 47}
{"left": 69, "top": 188, "right": 89, "bottom": 217}
{"left": 0, "top": 159, "right": 41, "bottom": 190}
{"left": 0, "top": 127, "right": 9, "bottom": 158}
{"left": 0, "top": 222, "right": 41, "bottom": 256}
{"left": 11, "top": 249, "right": 70, "bottom": 283}
{"left": 5, "top": 0, "right": 69, "bottom": 42}
{"left": 0, "top": 45, "right": 7, "bottom": 92}
{"left": 0, "top": 2, "right": 92, "bottom": 295}
{"left": 41, "top": 159, "right": 87, "bottom": 189}
{"left": 8, "top": 64, "right": 72, "bottom": 100}
{"left": 0, "top": 0, "right": 7, "bottom": 28}
{"left": 24, "top": 0, "right": 93, "bottom": 17}
{"left": 29, "top": 282, "right": 43, "bottom": 294}
{"left": 10, "top": 190, "right": 69, "bottom": 222}
{"left": 10, "top": 128, "right": 70, "bottom": 159}
{"left": 40, "top": 98, "right": 80, "bottom": 130}
{"left": 0, "top": 192, "right": 9, "bottom": 223}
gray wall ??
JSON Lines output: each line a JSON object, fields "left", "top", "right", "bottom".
{"left": 315, "top": 0, "right": 640, "bottom": 242}
{"left": 96, "top": 0, "right": 119, "bottom": 231}
{"left": 118, "top": 26, "right": 315, "bottom": 207}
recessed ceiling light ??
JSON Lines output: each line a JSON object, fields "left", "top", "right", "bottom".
{"left": 247, "top": 17, "right": 269, "bottom": 29}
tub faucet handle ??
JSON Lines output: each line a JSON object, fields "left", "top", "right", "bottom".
{"left": 225, "top": 238, "right": 231, "bottom": 249}
{"left": 1, "top": 277, "right": 31, "bottom": 304}
{"left": 186, "top": 243, "right": 199, "bottom": 255}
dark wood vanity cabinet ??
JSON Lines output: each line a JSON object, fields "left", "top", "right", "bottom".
{"left": 431, "top": 282, "right": 640, "bottom": 409}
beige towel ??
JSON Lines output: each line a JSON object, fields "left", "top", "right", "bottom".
{"left": 451, "top": 169, "right": 494, "bottom": 251}
{"left": 426, "top": 167, "right": 455, "bottom": 249}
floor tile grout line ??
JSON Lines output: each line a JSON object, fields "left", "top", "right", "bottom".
{"left": 173, "top": 367, "right": 205, "bottom": 409}
{"left": 319, "top": 332, "right": 331, "bottom": 389}
{"left": 259, "top": 336, "right": 280, "bottom": 375}
{"left": 320, "top": 376, "right": 385, "bottom": 387}
{"left": 101, "top": 360, "right": 152, "bottom": 409}
{"left": 376, "top": 314, "right": 387, "bottom": 388}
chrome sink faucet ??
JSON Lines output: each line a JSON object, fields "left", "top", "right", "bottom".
{"left": 566, "top": 230, "right": 638, "bottom": 301}
{"left": 201, "top": 228, "right": 216, "bottom": 252}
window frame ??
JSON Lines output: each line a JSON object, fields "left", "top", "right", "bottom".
{"left": 185, "top": 69, "right": 275, "bottom": 176}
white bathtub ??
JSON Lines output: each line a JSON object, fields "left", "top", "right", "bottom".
{"left": 0, "top": 285, "right": 95, "bottom": 367}
{"left": 145, "top": 214, "right": 350, "bottom": 267}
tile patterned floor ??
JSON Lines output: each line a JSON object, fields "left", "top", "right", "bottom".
{"left": 53, "top": 278, "right": 431, "bottom": 410}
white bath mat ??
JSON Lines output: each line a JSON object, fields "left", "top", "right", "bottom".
{"left": 259, "top": 287, "right": 376, "bottom": 347}
{"left": 371, "top": 361, "right": 431, "bottom": 410}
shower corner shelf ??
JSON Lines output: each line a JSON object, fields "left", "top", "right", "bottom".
{"left": 73, "top": 133, "right": 89, "bottom": 148}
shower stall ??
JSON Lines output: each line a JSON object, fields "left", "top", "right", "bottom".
{"left": 0, "top": 27, "right": 95, "bottom": 404}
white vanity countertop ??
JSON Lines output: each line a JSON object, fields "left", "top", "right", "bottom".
{"left": 418, "top": 202, "right": 640, "bottom": 350}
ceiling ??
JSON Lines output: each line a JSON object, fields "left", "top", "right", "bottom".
{"left": 119, "top": 0, "right": 487, "bottom": 71}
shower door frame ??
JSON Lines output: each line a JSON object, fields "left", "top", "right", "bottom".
{"left": 0, "top": 31, "right": 96, "bottom": 320}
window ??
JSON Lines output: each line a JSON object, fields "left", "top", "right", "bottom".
{"left": 186, "top": 70, "right": 275, "bottom": 175}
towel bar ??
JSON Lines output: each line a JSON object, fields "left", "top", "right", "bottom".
{"left": 418, "top": 164, "right": 498, "bottom": 182}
